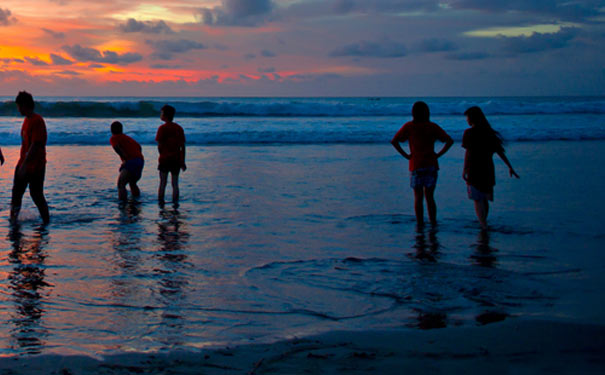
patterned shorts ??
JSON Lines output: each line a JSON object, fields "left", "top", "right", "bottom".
{"left": 410, "top": 167, "right": 438, "bottom": 189}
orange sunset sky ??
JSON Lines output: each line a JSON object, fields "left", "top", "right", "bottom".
{"left": 0, "top": 0, "right": 603, "bottom": 96}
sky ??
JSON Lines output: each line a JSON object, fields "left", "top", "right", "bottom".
{"left": 0, "top": 0, "right": 604, "bottom": 96}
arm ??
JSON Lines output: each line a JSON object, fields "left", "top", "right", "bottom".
{"left": 436, "top": 136, "right": 454, "bottom": 158}
{"left": 112, "top": 145, "right": 125, "bottom": 163}
{"left": 180, "top": 143, "right": 187, "bottom": 171}
{"left": 18, "top": 141, "right": 43, "bottom": 175}
{"left": 496, "top": 150, "right": 519, "bottom": 178}
{"left": 390, "top": 138, "right": 410, "bottom": 159}
{"left": 463, "top": 150, "right": 469, "bottom": 181}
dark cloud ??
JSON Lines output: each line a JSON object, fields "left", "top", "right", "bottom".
{"left": 0, "top": 8, "right": 17, "bottom": 26}
{"left": 330, "top": 40, "right": 406, "bottom": 58}
{"left": 261, "top": 49, "right": 276, "bottom": 57}
{"left": 118, "top": 18, "right": 174, "bottom": 34}
{"left": 62, "top": 44, "right": 143, "bottom": 64}
{"left": 499, "top": 27, "right": 580, "bottom": 54}
{"left": 25, "top": 57, "right": 49, "bottom": 66}
{"left": 88, "top": 63, "right": 104, "bottom": 68}
{"left": 146, "top": 39, "right": 206, "bottom": 60}
{"left": 56, "top": 70, "right": 80, "bottom": 76}
{"left": 42, "top": 28, "right": 65, "bottom": 39}
{"left": 414, "top": 38, "right": 458, "bottom": 53}
{"left": 279, "top": 0, "right": 439, "bottom": 20}
{"left": 445, "top": 0, "right": 603, "bottom": 21}
{"left": 258, "top": 67, "right": 276, "bottom": 73}
{"left": 446, "top": 51, "right": 490, "bottom": 60}
{"left": 196, "top": 0, "right": 275, "bottom": 27}
{"left": 50, "top": 53, "right": 73, "bottom": 65}
{"left": 1, "top": 58, "right": 24, "bottom": 64}
{"left": 244, "top": 53, "right": 257, "bottom": 60}
{"left": 151, "top": 64, "right": 183, "bottom": 69}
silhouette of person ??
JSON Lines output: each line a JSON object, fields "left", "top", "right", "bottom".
{"left": 155, "top": 105, "right": 186, "bottom": 205}
{"left": 462, "top": 106, "right": 519, "bottom": 230}
{"left": 110, "top": 121, "right": 144, "bottom": 201}
{"left": 391, "top": 101, "right": 453, "bottom": 226}
{"left": 10, "top": 91, "right": 50, "bottom": 224}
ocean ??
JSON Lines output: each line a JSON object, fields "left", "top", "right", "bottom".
{"left": 0, "top": 96, "right": 604, "bottom": 357}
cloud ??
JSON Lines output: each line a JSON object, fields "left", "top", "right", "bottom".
{"left": 56, "top": 70, "right": 80, "bottom": 76}
{"left": 50, "top": 53, "right": 73, "bottom": 65}
{"left": 0, "top": 8, "right": 16, "bottom": 26}
{"left": 42, "top": 28, "right": 65, "bottom": 39}
{"left": 330, "top": 40, "right": 406, "bottom": 58}
{"left": 500, "top": 27, "right": 579, "bottom": 54}
{"left": 258, "top": 67, "right": 276, "bottom": 73}
{"left": 445, "top": 51, "right": 490, "bottom": 60}
{"left": 62, "top": 44, "right": 143, "bottom": 64}
{"left": 445, "top": 0, "right": 603, "bottom": 21}
{"left": 414, "top": 38, "right": 458, "bottom": 53}
{"left": 196, "top": 0, "right": 275, "bottom": 27}
{"left": 261, "top": 49, "right": 276, "bottom": 57}
{"left": 25, "top": 56, "right": 49, "bottom": 66}
{"left": 244, "top": 53, "right": 256, "bottom": 60}
{"left": 118, "top": 18, "right": 174, "bottom": 34}
{"left": 146, "top": 39, "right": 206, "bottom": 60}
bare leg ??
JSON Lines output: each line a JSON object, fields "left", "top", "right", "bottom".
{"left": 117, "top": 169, "right": 130, "bottom": 201}
{"left": 474, "top": 199, "right": 489, "bottom": 229}
{"left": 171, "top": 172, "right": 180, "bottom": 203}
{"left": 424, "top": 186, "right": 437, "bottom": 225}
{"left": 129, "top": 181, "right": 141, "bottom": 197}
{"left": 158, "top": 170, "right": 168, "bottom": 203}
{"left": 30, "top": 181, "right": 50, "bottom": 224}
{"left": 413, "top": 187, "right": 424, "bottom": 225}
{"left": 10, "top": 170, "right": 27, "bottom": 224}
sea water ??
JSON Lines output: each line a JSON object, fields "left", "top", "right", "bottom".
{"left": 0, "top": 97, "right": 604, "bottom": 356}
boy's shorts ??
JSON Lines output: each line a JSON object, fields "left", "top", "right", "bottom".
{"left": 120, "top": 157, "right": 144, "bottom": 182}
{"left": 410, "top": 167, "right": 438, "bottom": 189}
{"left": 158, "top": 160, "right": 181, "bottom": 175}
{"left": 467, "top": 184, "right": 493, "bottom": 202}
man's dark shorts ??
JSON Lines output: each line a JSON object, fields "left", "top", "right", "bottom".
{"left": 158, "top": 160, "right": 181, "bottom": 175}
{"left": 120, "top": 157, "right": 144, "bottom": 181}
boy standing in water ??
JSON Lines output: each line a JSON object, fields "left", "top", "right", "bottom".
{"left": 11, "top": 91, "right": 50, "bottom": 224}
{"left": 155, "top": 105, "right": 186, "bottom": 204}
{"left": 391, "top": 101, "right": 453, "bottom": 226}
{"left": 110, "top": 121, "right": 144, "bottom": 201}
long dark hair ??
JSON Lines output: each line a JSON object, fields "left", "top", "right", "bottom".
{"left": 464, "top": 106, "right": 503, "bottom": 148}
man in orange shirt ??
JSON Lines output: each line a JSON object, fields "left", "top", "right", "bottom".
{"left": 110, "top": 121, "right": 144, "bottom": 201}
{"left": 155, "top": 105, "right": 186, "bottom": 204}
{"left": 391, "top": 101, "right": 453, "bottom": 226}
{"left": 11, "top": 91, "right": 50, "bottom": 224}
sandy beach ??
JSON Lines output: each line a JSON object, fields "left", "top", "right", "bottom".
{"left": 2, "top": 319, "right": 604, "bottom": 374}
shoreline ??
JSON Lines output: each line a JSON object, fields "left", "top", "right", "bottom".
{"left": 1, "top": 318, "right": 604, "bottom": 374}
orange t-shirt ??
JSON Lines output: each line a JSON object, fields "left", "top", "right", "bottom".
{"left": 110, "top": 134, "right": 143, "bottom": 162}
{"left": 392, "top": 121, "right": 452, "bottom": 171}
{"left": 155, "top": 122, "right": 185, "bottom": 165}
{"left": 19, "top": 113, "right": 47, "bottom": 172}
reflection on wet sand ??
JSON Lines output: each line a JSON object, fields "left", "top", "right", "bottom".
{"left": 7, "top": 225, "right": 51, "bottom": 355}
{"left": 155, "top": 206, "right": 190, "bottom": 346}
{"left": 409, "top": 226, "right": 447, "bottom": 328}
{"left": 411, "top": 225, "right": 441, "bottom": 262}
{"left": 110, "top": 202, "right": 144, "bottom": 298}
{"left": 470, "top": 230, "right": 498, "bottom": 268}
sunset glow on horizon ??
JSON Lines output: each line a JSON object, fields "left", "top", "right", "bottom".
{"left": 0, "top": 0, "right": 603, "bottom": 96}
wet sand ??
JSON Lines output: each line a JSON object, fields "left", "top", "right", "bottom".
{"left": 2, "top": 319, "right": 604, "bottom": 374}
